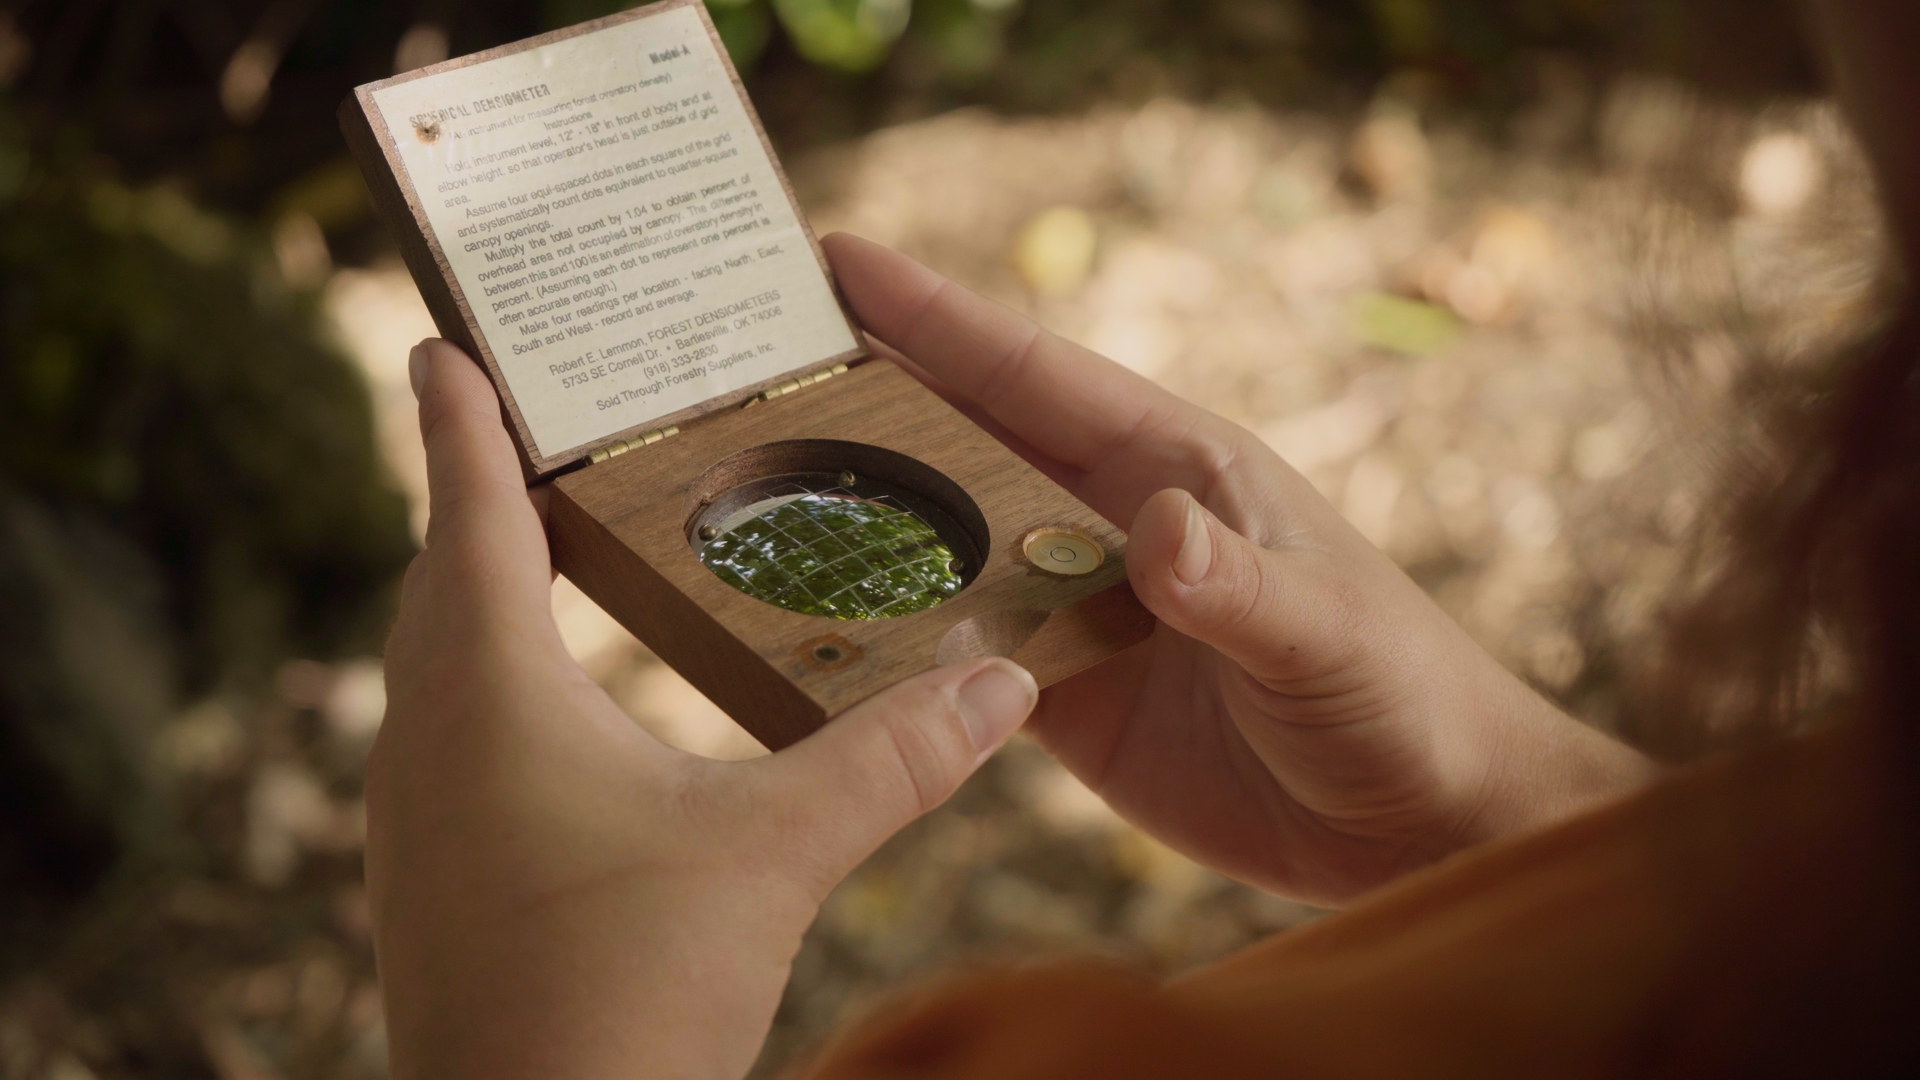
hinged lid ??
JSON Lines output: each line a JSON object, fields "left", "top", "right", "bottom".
{"left": 339, "top": 0, "right": 866, "bottom": 481}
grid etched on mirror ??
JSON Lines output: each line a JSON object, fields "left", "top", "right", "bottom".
{"left": 696, "top": 473, "right": 967, "bottom": 619}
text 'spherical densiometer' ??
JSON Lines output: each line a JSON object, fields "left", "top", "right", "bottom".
{"left": 368, "top": 3, "right": 856, "bottom": 458}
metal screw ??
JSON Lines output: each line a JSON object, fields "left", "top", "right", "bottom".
{"left": 947, "top": 557, "right": 965, "bottom": 575}
{"left": 698, "top": 523, "right": 719, "bottom": 541}
{"left": 837, "top": 470, "right": 857, "bottom": 488}
{"left": 812, "top": 644, "right": 843, "bottom": 664}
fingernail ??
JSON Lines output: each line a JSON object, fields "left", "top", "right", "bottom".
{"left": 956, "top": 660, "right": 1037, "bottom": 757}
{"left": 408, "top": 344, "right": 429, "bottom": 400}
{"left": 1173, "top": 494, "right": 1213, "bottom": 586}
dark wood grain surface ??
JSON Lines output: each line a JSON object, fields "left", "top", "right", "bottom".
{"left": 549, "top": 360, "right": 1155, "bottom": 750}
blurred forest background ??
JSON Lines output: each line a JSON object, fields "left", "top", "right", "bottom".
{"left": 0, "top": 1, "right": 1887, "bottom": 1078}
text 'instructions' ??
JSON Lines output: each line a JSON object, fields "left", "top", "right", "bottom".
{"left": 372, "top": 4, "right": 858, "bottom": 458}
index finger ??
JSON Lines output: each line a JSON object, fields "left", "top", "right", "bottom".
{"left": 823, "top": 233, "right": 1194, "bottom": 470}
{"left": 822, "top": 232, "right": 1245, "bottom": 525}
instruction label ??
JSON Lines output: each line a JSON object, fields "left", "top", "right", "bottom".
{"left": 371, "top": 4, "right": 858, "bottom": 458}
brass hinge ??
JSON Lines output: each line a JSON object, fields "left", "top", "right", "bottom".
{"left": 586, "top": 425, "right": 679, "bottom": 464}
{"left": 583, "top": 362, "right": 850, "bottom": 467}
{"left": 744, "top": 362, "right": 849, "bottom": 406}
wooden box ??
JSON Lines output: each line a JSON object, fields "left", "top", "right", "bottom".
{"left": 341, "top": 0, "right": 1151, "bottom": 749}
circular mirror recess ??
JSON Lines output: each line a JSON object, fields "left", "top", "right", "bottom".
{"left": 688, "top": 444, "right": 986, "bottom": 621}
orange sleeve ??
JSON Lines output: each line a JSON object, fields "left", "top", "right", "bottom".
{"left": 792, "top": 964, "right": 1278, "bottom": 1080}
{"left": 797, "top": 736, "right": 1870, "bottom": 1080}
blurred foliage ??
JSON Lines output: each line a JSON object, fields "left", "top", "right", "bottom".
{"left": 0, "top": 1, "right": 1814, "bottom": 244}
{"left": 545, "top": 0, "right": 915, "bottom": 73}
{"left": 0, "top": 101, "right": 414, "bottom": 923}
{"left": 765, "top": 0, "right": 912, "bottom": 73}
{"left": 542, "top": 0, "right": 1815, "bottom": 97}
{"left": 0, "top": 114, "right": 412, "bottom": 683}
{"left": 523, "top": 0, "right": 1816, "bottom": 164}
{"left": 706, "top": 0, "right": 776, "bottom": 70}
{"left": 537, "top": 0, "right": 1807, "bottom": 85}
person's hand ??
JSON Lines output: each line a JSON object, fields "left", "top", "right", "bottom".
{"left": 822, "top": 234, "right": 1657, "bottom": 905}
{"left": 367, "top": 339, "right": 1039, "bottom": 1080}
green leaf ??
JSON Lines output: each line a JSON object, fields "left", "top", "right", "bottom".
{"left": 1350, "top": 292, "right": 1460, "bottom": 355}
{"left": 771, "top": 0, "right": 912, "bottom": 73}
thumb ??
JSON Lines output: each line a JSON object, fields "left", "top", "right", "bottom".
{"left": 387, "top": 338, "right": 561, "bottom": 673}
{"left": 412, "top": 337, "right": 552, "bottom": 612}
{"left": 759, "top": 658, "right": 1037, "bottom": 885}
{"left": 1127, "top": 488, "right": 1362, "bottom": 687}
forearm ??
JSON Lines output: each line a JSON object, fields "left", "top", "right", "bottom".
{"left": 1460, "top": 677, "right": 1662, "bottom": 847}
{"left": 380, "top": 880, "right": 806, "bottom": 1080}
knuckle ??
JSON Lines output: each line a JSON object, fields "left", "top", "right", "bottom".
{"left": 666, "top": 759, "right": 737, "bottom": 834}
{"left": 1188, "top": 425, "right": 1247, "bottom": 494}
{"left": 874, "top": 685, "right": 967, "bottom": 818}
{"left": 1227, "top": 545, "right": 1277, "bottom": 633}
{"left": 974, "top": 319, "right": 1044, "bottom": 409}
{"left": 879, "top": 712, "right": 946, "bottom": 817}
{"left": 1228, "top": 564, "right": 1274, "bottom": 630}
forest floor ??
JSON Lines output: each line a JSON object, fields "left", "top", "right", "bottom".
{"left": 2, "top": 77, "right": 1885, "bottom": 1080}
